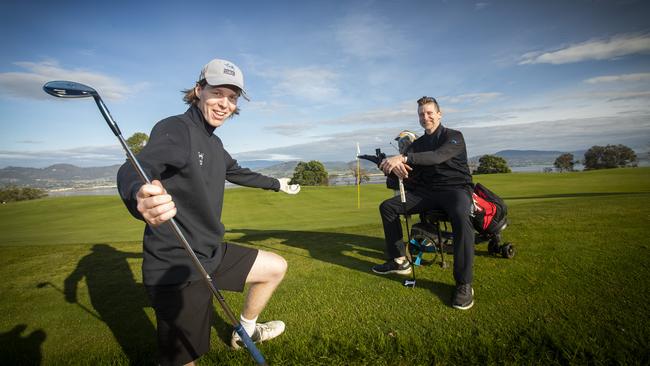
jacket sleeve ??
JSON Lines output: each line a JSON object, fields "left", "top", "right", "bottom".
{"left": 116, "top": 119, "right": 190, "bottom": 220}
{"left": 224, "top": 150, "right": 281, "bottom": 191}
{"left": 407, "top": 130, "right": 466, "bottom": 166}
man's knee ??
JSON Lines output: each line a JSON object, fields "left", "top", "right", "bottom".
{"left": 255, "top": 251, "right": 287, "bottom": 283}
{"left": 379, "top": 199, "right": 397, "bottom": 217}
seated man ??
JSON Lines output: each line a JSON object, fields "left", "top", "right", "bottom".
{"left": 373, "top": 96, "right": 476, "bottom": 310}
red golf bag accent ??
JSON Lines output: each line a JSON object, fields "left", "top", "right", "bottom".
{"left": 471, "top": 183, "right": 508, "bottom": 235}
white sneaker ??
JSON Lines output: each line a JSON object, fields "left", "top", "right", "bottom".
{"left": 230, "top": 320, "right": 285, "bottom": 350}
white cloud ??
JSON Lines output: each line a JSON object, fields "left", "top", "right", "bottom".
{"left": 440, "top": 92, "right": 502, "bottom": 104}
{"left": 0, "top": 60, "right": 145, "bottom": 101}
{"left": 246, "top": 100, "right": 290, "bottom": 113}
{"left": 335, "top": 13, "right": 409, "bottom": 60}
{"left": 233, "top": 114, "right": 650, "bottom": 162}
{"left": 267, "top": 123, "right": 312, "bottom": 136}
{"left": 520, "top": 33, "right": 650, "bottom": 65}
{"left": 0, "top": 145, "right": 125, "bottom": 168}
{"left": 272, "top": 66, "right": 341, "bottom": 102}
{"left": 262, "top": 101, "right": 413, "bottom": 138}
{"left": 475, "top": 2, "right": 489, "bottom": 11}
{"left": 585, "top": 72, "right": 650, "bottom": 84}
{"left": 235, "top": 153, "right": 302, "bottom": 161}
{"left": 605, "top": 91, "right": 650, "bottom": 102}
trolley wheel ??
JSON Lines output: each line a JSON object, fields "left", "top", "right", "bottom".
{"left": 501, "top": 243, "right": 515, "bottom": 259}
{"left": 488, "top": 239, "right": 500, "bottom": 255}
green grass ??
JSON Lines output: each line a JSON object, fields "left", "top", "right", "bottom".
{"left": 1, "top": 168, "right": 649, "bottom": 365}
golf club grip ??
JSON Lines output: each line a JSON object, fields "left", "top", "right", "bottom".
{"left": 234, "top": 325, "right": 268, "bottom": 366}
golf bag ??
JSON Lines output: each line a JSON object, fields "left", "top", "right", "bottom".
{"left": 471, "top": 182, "right": 507, "bottom": 235}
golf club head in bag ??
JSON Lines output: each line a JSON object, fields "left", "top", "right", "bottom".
{"left": 394, "top": 130, "right": 417, "bottom": 155}
{"left": 42, "top": 80, "right": 268, "bottom": 366}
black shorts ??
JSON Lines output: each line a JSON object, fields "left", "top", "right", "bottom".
{"left": 146, "top": 243, "right": 258, "bottom": 365}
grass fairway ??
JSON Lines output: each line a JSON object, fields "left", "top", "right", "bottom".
{"left": 0, "top": 168, "right": 649, "bottom": 365}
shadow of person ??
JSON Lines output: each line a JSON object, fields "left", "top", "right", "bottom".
{"left": 64, "top": 244, "right": 156, "bottom": 364}
{"left": 0, "top": 324, "right": 46, "bottom": 365}
{"left": 228, "top": 228, "right": 386, "bottom": 273}
{"left": 227, "top": 228, "right": 462, "bottom": 308}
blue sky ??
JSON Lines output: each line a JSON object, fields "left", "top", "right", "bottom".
{"left": 1, "top": 0, "right": 649, "bottom": 168}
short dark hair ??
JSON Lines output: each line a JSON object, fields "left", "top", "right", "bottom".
{"left": 417, "top": 96, "right": 440, "bottom": 112}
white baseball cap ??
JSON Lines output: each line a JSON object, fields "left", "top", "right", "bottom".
{"left": 199, "top": 58, "right": 249, "bottom": 100}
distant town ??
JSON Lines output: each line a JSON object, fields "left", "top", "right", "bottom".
{"left": 1, "top": 149, "right": 647, "bottom": 196}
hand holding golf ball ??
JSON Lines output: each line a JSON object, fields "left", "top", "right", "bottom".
{"left": 278, "top": 178, "right": 301, "bottom": 195}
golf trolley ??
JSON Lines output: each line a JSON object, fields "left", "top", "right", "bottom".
{"left": 408, "top": 207, "right": 514, "bottom": 271}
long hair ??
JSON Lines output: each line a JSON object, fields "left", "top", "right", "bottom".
{"left": 181, "top": 80, "right": 240, "bottom": 115}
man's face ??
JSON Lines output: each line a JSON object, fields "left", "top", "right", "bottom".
{"left": 418, "top": 102, "right": 442, "bottom": 133}
{"left": 195, "top": 85, "right": 239, "bottom": 128}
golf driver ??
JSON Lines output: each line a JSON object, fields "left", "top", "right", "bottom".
{"left": 43, "top": 80, "right": 267, "bottom": 366}
{"left": 398, "top": 178, "right": 417, "bottom": 288}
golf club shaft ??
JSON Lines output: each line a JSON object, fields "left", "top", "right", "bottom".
{"left": 39, "top": 282, "right": 102, "bottom": 321}
{"left": 398, "top": 178, "right": 417, "bottom": 285}
{"left": 94, "top": 96, "right": 267, "bottom": 365}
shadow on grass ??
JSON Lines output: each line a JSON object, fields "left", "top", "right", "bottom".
{"left": 227, "top": 228, "right": 459, "bottom": 306}
{"left": 62, "top": 244, "right": 156, "bottom": 364}
{"left": 228, "top": 228, "right": 386, "bottom": 272}
{"left": 504, "top": 191, "right": 648, "bottom": 200}
{"left": 0, "top": 324, "right": 46, "bottom": 365}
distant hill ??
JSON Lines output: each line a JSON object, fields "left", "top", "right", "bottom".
{"left": 256, "top": 160, "right": 380, "bottom": 178}
{"left": 0, "top": 164, "right": 120, "bottom": 189}
{"left": 3, "top": 149, "right": 645, "bottom": 190}
{"left": 238, "top": 160, "right": 284, "bottom": 170}
{"left": 470, "top": 150, "right": 587, "bottom": 167}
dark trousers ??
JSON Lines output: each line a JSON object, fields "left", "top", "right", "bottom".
{"left": 379, "top": 187, "right": 475, "bottom": 285}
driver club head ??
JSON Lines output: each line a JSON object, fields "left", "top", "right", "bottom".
{"left": 43, "top": 81, "right": 98, "bottom": 98}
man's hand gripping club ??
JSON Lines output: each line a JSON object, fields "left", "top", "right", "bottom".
{"left": 136, "top": 180, "right": 177, "bottom": 227}
{"left": 379, "top": 155, "right": 412, "bottom": 179}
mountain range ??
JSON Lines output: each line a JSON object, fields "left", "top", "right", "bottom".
{"left": 1, "top": 149, "right": 645, "bottom": 190}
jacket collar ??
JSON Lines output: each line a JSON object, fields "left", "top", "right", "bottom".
{"left": 185, "top": 105, "right": 216, "bottom": 136}
{"left": 427, "top": 124, "right": 445, "bottom": 140}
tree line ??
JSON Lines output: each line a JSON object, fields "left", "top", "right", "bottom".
{"left": 0, "top": 186, "right": 48, "bottom": 203}
{"left": 476, "top": 144, "right": 638, "bottom": 174}
{"left": 553, "top": 144, "right": 637, "bottom": 172}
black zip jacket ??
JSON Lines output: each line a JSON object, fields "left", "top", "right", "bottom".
{"left": 117, "top": 105, "right": 280, "bottom": 286}
{"left": 404, "top": 125, "right": 473, "bottom": 190}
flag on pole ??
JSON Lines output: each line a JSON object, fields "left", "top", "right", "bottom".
{"left": 356, "top": 142, "right": 361, "bottom": 209}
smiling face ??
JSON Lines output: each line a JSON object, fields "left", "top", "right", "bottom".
{"left": 195, "top": 84, "right": 240, "bottom": 128}
{"left": 418, "top": 102, "right": 442, "bottom": 135}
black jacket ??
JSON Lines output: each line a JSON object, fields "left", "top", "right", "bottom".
{"left": 405, "top": 125, "right": 473, "bottom": 190}
{"left": 117, "top": 105, "right": 280, "bottom": 286}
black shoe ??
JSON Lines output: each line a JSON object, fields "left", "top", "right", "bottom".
{"left": 452, "top": 283, "right": 474, "bottom": 310}
{"left": 372, "top": 259, "right": 412, "bottom": 275}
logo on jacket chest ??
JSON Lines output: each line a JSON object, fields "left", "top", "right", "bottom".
{"left": 198, "top": 151, "right": 205, "bottom": 166}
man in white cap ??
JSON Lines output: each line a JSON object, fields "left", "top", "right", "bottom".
{"left": 117, "top": 58, "right": 298, "bottom": 365}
